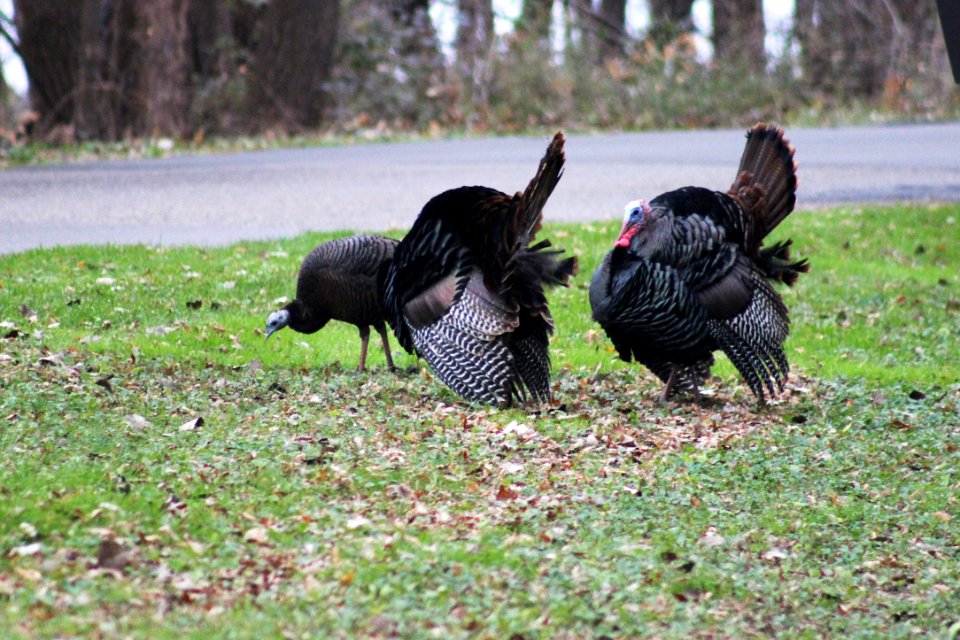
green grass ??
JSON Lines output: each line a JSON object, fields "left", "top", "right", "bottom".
{"left": 1, "top": 204, "right": 958, "bottom": 639}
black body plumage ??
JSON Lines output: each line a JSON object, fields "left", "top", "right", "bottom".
{"left": 380, "top": 133, "right": 577, "bottom": 407}
{"left": 266, "top": 235, "right": 398, "bottom": 371}
{"left": 589, "top": 123, "right": 808, "bottom": 402}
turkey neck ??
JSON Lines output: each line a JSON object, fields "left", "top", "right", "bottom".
{"left": 285, "top": 299, "right": 328, "bottom": 334}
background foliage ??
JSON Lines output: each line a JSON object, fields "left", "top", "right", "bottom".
{"left": 0, "top": 0, "right": 956, "bottom": 151}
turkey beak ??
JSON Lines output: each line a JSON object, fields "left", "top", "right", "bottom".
{"left": 615, "top": 225, "right": 638, "bottom": 248}
{"left": 265, "top": 325, "right": 277, "bottom": 340}
{"left": 617, "top": 199, "right": 646, "bottom": 247}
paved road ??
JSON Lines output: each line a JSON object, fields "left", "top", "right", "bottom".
{"left": 3, "top": 122, "right": 959, "bottom": 255}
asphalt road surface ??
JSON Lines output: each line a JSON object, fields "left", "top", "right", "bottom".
{"left": 3, "top": 122, "right": 959, "bottom": 255}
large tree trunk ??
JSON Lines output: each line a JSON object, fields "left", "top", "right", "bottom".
{"left": 12, "top": 0, "right": 82, "bottom": 131}
{"left": 74, "top": 0, "right": 112, "bottom": 140}
{"left": 133, "top": 0, "right": 191, "bottom": 137}
{"left": 15, "top": 0, "right": 196, "bottom": 140}
{"left": 713, "top": 0, "right": 765, "bottom": 71}
{"left": 251, "top": 0, "right": 340, "bottom": 130}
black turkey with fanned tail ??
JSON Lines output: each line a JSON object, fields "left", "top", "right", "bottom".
{"left": 380, "top": 132, "right": 577, "bottom": 407}
{"left": 589, "top": 123, "right": 809, "bottom": 403}
{"left": 266, "top": 235, "right": 398, "bottom": 372}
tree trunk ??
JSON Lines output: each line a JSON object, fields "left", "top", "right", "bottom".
{"left": 456, "top": 0, "right": 494, "bottom": 70}
{"left": 390, "top": 0, "right": 430, "bottom": 26}
{"left": 133, "top": 0, "right": 191, "bottom": 137}
{"left": 517, "top": 0, "right": 553, "bottom": 44}
{"left": 251, "top": 0, "right": 340, "bottom": 130}
{"left": 597, "top": 0, "right": 627, "bottom": 58}
{"left": 713, "top": 0, "right": 765, "bottom": 71}
{"left": 456, "top": 0, "right": 494, "bottom": 114}
{"left": 75, "top": 0, "right": 110, "bottom": 140}
{"left": 12, "top": 0, "right": 82, "bottom": 130}
{"left": 794, "top": 0, "right": 833, "bottom": 91}
{"left": 794, "top": 0, "right": 940, "bottom": 99}
{"left": 187, "top": 0, "right": 233, "bottom": 78}
{"left": 648, "top": 0, "right": 694, "bottom": 46}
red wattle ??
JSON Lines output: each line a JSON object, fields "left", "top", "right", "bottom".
{"left": 615, "top": 226, "right": 636, "bottom": 248}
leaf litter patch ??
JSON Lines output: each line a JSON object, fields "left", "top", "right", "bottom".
{"left": 3, "top": 335, "right": 959, "bottom": 635}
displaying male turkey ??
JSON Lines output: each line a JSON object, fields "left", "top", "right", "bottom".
{"left": 265, "top": 235, "right": 398, "bottom": 372}
{"left": 589, "top": 123, "right": 808, "bottom": 402}
{"left": 380, "top": 132, "right": 577, "bottom": 407}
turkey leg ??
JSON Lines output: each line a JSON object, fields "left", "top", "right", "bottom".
{"left": 376, "top": 325, "right": 396, "bottom": 372}
{"left": 357, "top": 327, "right": 370, "bottom": 372}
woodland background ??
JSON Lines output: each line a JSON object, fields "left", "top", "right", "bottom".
{"left": 0, "top": 0, "right": 955, "bottom": 146}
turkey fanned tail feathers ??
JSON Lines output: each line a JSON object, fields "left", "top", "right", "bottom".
{"left": 590, "top": 123, "right": 807, "bottom": 403}
{"left": 382, "top": 132, "right": 575, "bottom": 407}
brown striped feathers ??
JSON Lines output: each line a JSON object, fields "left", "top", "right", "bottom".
{"left": 266, "top": 235, "right": 398, "bottom": 372}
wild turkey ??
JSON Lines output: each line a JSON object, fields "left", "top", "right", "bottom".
{"left": 380, "top": 132, "right": 577, "bottom": 407}
{"left": 266, "top": 235, "right": 398, "bottom": 372}
{"left": 589, "top": 123, "right": 808, "bottom": 402}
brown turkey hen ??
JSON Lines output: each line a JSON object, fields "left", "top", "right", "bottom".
{"left": 589, "top": 123, "right": 808, "bottom": 402}
{"left": 266, "top": 235, "right": 398, "bottom": 371}
{"left": 380, "top": 132, "right": 577, "bottom": 407}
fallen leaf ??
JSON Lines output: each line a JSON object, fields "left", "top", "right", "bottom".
{"left": 95, "top": 376, "right": 114, "bottom": 393}
{"left": 15, "top": 568, "right": 41, "bottom": 583}
{"left": 184, "top": 540, "right": 205, "bottom": 555}
{"left": 346, "top": 516, "right": 371, "bottom": 530}
{"left": 500, "top": 462, "right": 524, "bottom": 474}
{"left": 763, "top": 547, "right": 789, "bottom": 561}
{"left": 37, "top": 353, "right": 64, "bottom": 367}
{"left": 96, "top": 539, "right": 135, "bottom": 570}
{"left": 10, "top": 542, "right": 42, "bottom": 557}
{"left": 179, "top": 417, "right": 204, "bottom": 431}
{"left": 243, "top": 527, "right": 269, "bottom": 544}
{"left": 495, "top": 484, "right": 519, "bottom": 501}
{"left": 503, "top": 421, "right": 536, "bottom": 440}
{"left": 698, "top": 527, "right": 725, "bottom": 547}
{"left": 164, "top": 494, "right": 187, "bottom": 517}
{"left": 124, "top": 414, "right": 151, "bottom": 431}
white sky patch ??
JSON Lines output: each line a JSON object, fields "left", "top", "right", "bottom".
{"left": 1, "top": 0, "right": 27, "bottom": 95}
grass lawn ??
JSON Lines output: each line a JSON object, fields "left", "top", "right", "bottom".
{"left": 1, "top": 203, "right": 958, "bottom": 639}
